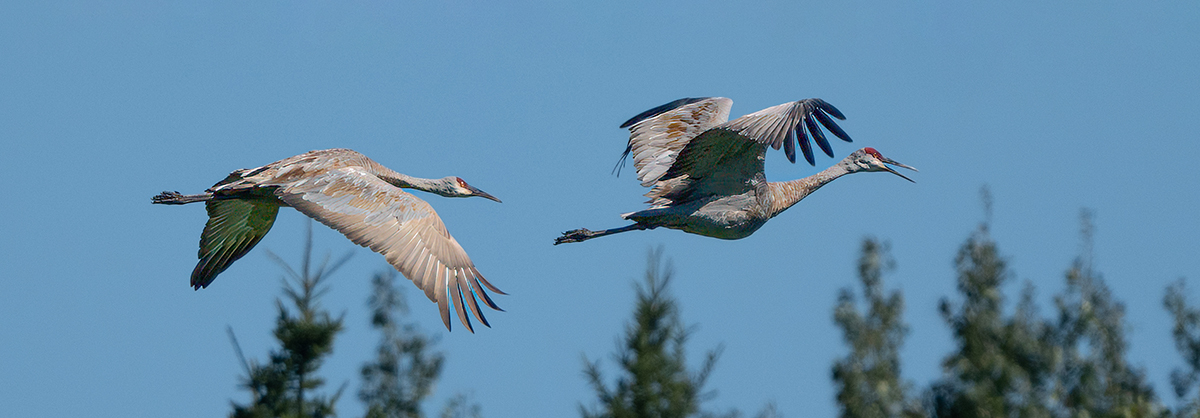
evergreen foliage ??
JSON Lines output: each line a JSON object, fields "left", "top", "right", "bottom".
{"left": 580, "top": 248, "right": 731, "bottom": 418}
{"left": 929, "top": 189, "right": 1056, "bottom": 417}
{"left": 925, "top": 197, "right": 1163, "bottom": 418}
{"left": 439, "top": 393, "right": 484, "bottom": 418}
{"left": 359, "top": 270, "right": 448, "bottom": 418}
{"left": 1166, "top": 279, "right": 1200, "bottom": 416}
{"left": 228, "top": 224, "right": 350, "bottom": 418}
{"left": 832, "top": 238, "right": 921, "bottom": 418}
{"left": 1050, "top": 211, "right": 1157, "bottom": 417}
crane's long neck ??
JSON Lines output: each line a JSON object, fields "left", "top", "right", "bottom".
{"left": 372, "top": 166, "right": 446, "bottom": 194}
{"left": 767, "top": 162, "right": 851, "bottom": 218}
{"left": 388, "top": 174, "right": 437, "bottom": 190}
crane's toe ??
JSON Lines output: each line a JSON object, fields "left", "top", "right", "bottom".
{"left": 554, "top": 228, "right": 594, "bottom": 245}
{"left": 152, "top": 191, "right": 183, "bottom": 204}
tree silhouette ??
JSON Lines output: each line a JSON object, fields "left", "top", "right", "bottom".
{"left": 1050, "top": 210, "right": 1157, "bottom": 417}
{"left": 832, "top": 238, "right": 921, "bottom": 418}
{"left": 228, "top": 222, "right": 350, "bottom": 418}
{"left": 929, "top": 188, "right": 1055, "bottom": 417}
{"left": 925, "top": 195, "right": 1164, "bottom": 417}
{"left": 359, "top": 270, "right": 447, "bottom": 418}
{"left": 580, "top": 248, "right": 731, "bottom": 418}
{"left": 1166, "top": 279, "right": 1200, "bottom": 417}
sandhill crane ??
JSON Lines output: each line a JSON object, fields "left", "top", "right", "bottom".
{"left": 153, "top": 148, "right": 504, "bottom": 332}
{"left": 554, "top": 97, "right": 916, "bottom": 245}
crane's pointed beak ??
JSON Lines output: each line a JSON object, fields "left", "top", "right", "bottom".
{"left": 468, "top": 186, "right": 502, "bottom": 203}
{"left": 881, "top": 157, "right": 917, "bottom": 183}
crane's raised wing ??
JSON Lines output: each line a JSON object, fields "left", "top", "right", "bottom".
{"left": 644, "top": 99, "right": 854, "bottom": 205}
{"left": 275, "top": 167, "right": 503, "bottom": 332}
{"left": 617, "top": 97, "right": 733, "bottom": 186}
{"left": 718, "top": 98, "right": 852, "bottom": 165}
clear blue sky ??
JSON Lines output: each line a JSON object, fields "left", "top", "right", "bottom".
{"left": 2, "top": 1, "right": 1198, "bottom": 416}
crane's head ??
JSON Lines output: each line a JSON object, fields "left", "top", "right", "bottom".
{"left": 440, "top": 176, "right": 502, "bottom": 202}
{"left": 846, "top": 147, "right": 917, "bottom": 182}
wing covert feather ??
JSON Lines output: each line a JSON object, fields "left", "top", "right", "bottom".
{"left": 645, "top": 128, "right": 765, "bottom": 205}
{"left": 621, "top": 97, "right": 733, "bottom": 186}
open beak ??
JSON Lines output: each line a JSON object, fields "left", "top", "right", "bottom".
{"left": 468, "top": 186, "right": 502, "bottom": 203}
{"left": 880, "top": 157, "right": 918, "bottom": 183}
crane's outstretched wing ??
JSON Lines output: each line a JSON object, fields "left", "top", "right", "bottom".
{"left": 276, "top": 167, "right": 503, "bottom": 332}
{"left": 646, "top": 99, "right": 854, "bottom": 205}
{"left": 618, "top": 97, "right": 733, "bottom": 186}
{"left": 192, "top": 198, "right": 280, "bottom": 289}
{"left": 718, "top": 98, "right": 852, "bottom": 165}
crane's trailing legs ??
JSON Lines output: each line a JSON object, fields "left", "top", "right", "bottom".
{"left": 152, "top": 191, "right": 213, "bottom": 205}
{"left": 555, "top": 223, "right": 654, "bottom": 245}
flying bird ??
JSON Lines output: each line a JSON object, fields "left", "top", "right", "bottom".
{"left": 555, "top": 97, "right": 916, "bottom": 245}
{"left": 153, "top": 148, "right": 504, "bottom": 332}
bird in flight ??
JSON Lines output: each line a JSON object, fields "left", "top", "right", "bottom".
{"left": 154, "top": 148, "right": 504, "bottom": 332}
{"left": 555, "top": 97, "right": 916, "bottom": 245}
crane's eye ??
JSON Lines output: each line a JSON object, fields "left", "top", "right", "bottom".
{"left": 456, "top": 177, "right": 468, "bottom": 188}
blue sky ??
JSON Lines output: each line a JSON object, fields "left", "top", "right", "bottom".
{"left": 2, "top": 1, "right": 1198, "bottom": 416}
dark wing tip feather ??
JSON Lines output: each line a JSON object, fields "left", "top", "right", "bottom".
{"left": 191, "top": 227, "right": 271, "bottom": 290}
{"left": 468, "top": 296, "right": 492, "bottom": 328}
{"left": 783, "top": 127, "right": 797, "bottom": 163}
{"left": 453, "top": 283, "right": 475, "bottom": 333}
{"left": 475, "top": 271, "right": 507, "bottom": 295}
{"left": 191, "top": 272, "right": 209, "bottom": 289}
{"left": 804, "top": 116, "right": 835, "bottom": 157}
{"left": 459, "top": 275, "right": 492, "bottom": 329}
{"left": 815, "top": 99, "right": 846, "bottom": 120}
{"left": 191, "top": 253, "right": 225, "bottom": 289}
{"left": 611, "top": 145, "right": 632, "bottom": 176}
{"left": 795, "top": 125, "right": 816, "bottom": 165}
{"left": 190, "top": 237, "right": 242, "bottom": 289}
{"left": 785, "top": 99, "right": 851, "bottom": 165}
{"left": 469, "top": 271, "right": 505, "bottom": 311}
{"left": 619, "top": 97, "right": 711, "bottom": 129}
{"left": 813, "top": 109, "right": 853, "bottom": 143}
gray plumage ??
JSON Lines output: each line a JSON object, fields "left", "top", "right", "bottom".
{"left": 153, "top": 148, "right": 503, "bottom": 332}
{"left": 555, "top": 97, "right": 916, "bottom": 245}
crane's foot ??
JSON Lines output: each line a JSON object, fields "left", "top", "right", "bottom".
{"left": 152, "top": 191, "right": 184, "bottom": 204}
{"left": 152, "top": 191, "right": 211, "bottom": 205}
{"left": 554, "top": 228, "right": 596, "bottom": 245}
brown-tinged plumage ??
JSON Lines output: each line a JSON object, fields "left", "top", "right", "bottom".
{"left": 153, "top": 148, "right": 503, "bottom": 332}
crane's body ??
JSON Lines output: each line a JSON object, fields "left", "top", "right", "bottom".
{"left": 621, "top": 164, "right": 846, "bottom": 240}
{"left": 154, "top": 148, "right": 504, "bottom": 332}
{"left": 644, "top": 197, "right": 766, "bottom": 239}
{"left": 555, "top": 97, "right": 915, "bottom": 245}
